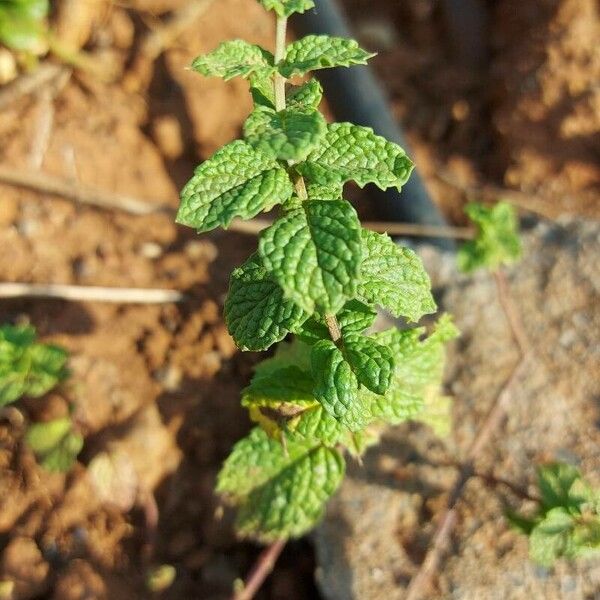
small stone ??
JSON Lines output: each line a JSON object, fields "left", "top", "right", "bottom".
{"left": 140, "top": 242, "right": 163, "bottom": 259}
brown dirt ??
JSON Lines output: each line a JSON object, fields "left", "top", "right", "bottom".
{"left": 0, "top": 0, "right": 598, "bottom": 598}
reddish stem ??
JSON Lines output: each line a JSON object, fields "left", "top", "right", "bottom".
{"left": 232, "top": 539, "right": 286, "bottom": 600}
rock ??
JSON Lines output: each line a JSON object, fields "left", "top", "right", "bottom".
{"left": 315, "top": 218, "right": 600, "bottom": 599}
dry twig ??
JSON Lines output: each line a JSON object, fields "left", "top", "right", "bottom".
{"left": 405, "top": 270, "right": 532, "bottom": 600}
{"left": 232, "top": 540, "right": 286, "bottom": 600}
{"left": 0, "top": 283, "right": 184, "bottom": 304}
{"left": 0, "top": 166, "right": 473, "bottom": 240}
{"left": 0, "top": 63, "right": 68, "bottom": 111}
{"left": 0, "top": 166, "right": 170, "bottom": 215}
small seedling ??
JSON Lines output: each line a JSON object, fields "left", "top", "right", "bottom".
{"left": 458, "top": 201, "right": 522, "bottom": 273}
{"left": 0, "top": 323, "right": 82, "bottom": 472}
{"left": 0, "top": 323, "right": 68, "bottom": 406}
{"left": 177, "top": 0, "right": 458, "bottom": 542}
{"left": 508, "top": 463, "right": 600, "bottom": 567}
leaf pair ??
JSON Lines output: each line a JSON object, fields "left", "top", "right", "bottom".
{"left": 0, "top": 324, "right": 68, "bottom": 406}
{"left": 192, "top": 35, "right": 373, "bottom": 83}
{"left": 177, "top": 124, "right": 414, "bottom": 234}
{"left": 225, "top": 227, "right": 436, "bottom": 353}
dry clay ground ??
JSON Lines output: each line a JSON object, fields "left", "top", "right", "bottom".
{"left": 0, "top": 0, "right": 599, "bottom": 598}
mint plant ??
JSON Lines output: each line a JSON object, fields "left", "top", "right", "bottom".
{"left": 458, "top": 201, "right": 522, "bottom": 273}
{"left": 177, "top": 0, "right": 458, "bottom": 542}
{"left": 0, "top": 323, "right": 82, "bottom": 472}
{"left": 508, "top": 463, "right": 600, "bottom": 567}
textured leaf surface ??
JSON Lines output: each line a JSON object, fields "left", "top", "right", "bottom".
{"left": 311, "top": 340, "right": 370, "bottom": 431}
{"left": 297, "top": 123, "right": 413, "bottom": 190}
{"left": 337, "top": 299, "right": 377, "bottom": 334}
{"left": 280, "top": 35, "right": 374, "bottom": 78}
{"left": 259, "top": 200, "right": 362, "bottom": 314}
{"left": 287, "top": 80, "right": 323, "bottom": 110}
{"left": 290, "top": 405, "right": 344, "bottom": 446}
{"left": 305, "top": 181, "right": 344, "bottom": 201}
{"left": 191, "top": 40, "right": 273, "bottom": 80}
{"left": 178, "top": 141, "right": 293, "bottom": 232}
{"left": 225, "top": 254, "right": 309, "bottom": 351}
{"left": 358, "top": 230, "right": 436, "bottom": 321}
{"left": 365, "top": 315, "right": 459, "bottom": 425}
{"left": 25, "top": 418, "right": 82, "bottom": 472}
{"left": 0, "top": 325, "right": 68, "bottom": 406}
{"left": 458, "top": 201, "right": 522, "bottom": 273}
{"left": 217, "top": 428, "right": 344, "bottom": 541}
{"left": 244, "top": 106, "right": 326, "bottom": 161}
{"left": 258, "top": 0, "right": 314, "bottom": 17}
{"left": 344, "top": 334, "right": 393, "bottom": 395}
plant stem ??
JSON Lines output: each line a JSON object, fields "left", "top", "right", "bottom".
{"left": 274, "top": 16, "right": 287, "bottom": 111}
{"left": 233, "top": 539, "right": 286, "bottom": 600}
{"left": 324, "top": 314, "right": 342, "bottom": 342}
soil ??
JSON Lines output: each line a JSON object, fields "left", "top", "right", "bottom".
{"left": 0, "top": 0, "right": 598, "bottom": 598}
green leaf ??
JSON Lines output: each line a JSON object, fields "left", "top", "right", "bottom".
{"left": 280, "top": 35, "right": 375, "bottom": 78}
{"left": 217, "top": 427, "right": 344, "bottom": 541}
{"left": 336, "top": 300, "right": 377, "bottom": 334}
{"left": 224, "top": 254, "right": 309, "bottom": 351}
{"left": 305, "top": 181, "right": 344, "bottom": 201}
{"left": 0, "top": 325, "right": 68, "bottom": 406}
{"left": 529, "top": 507, "right": 576, "bottom": 567}
{"left": 289, "top": 405, "right": 345, "bottom": 446}
{"left": 458, "top": 201, "right": 522, "bottom": 273}
{"left": 257, "top": 0, "right": 314, "bottom": 17}
{"left": 191, "top": 40, "right": 274, "bottom": 80}
{"left": 25, "top": 418, "right": 83, "bottom": 472}
{"left": 259, "top": 200, "right": 362, "bottom": 314}
{"left": 243, "top": 363, "right": 344, "bottom": 446}
{"left": 358, "top": 230, "right": 436, "bottom": 322}
{"left": 243, "top": 366, "right": 315, "bottom": 408}
{"left": 244, "top": 106, "right": 326, "bottom": 161}
{"left": 297, "top": 123, "right": 413, "bottom": 190}
{"left": 344, "top": 334, "right": 394, "bottom": 395}
{"left": 537, "top": 463, "right": 588, "bottom": 512}
{"left": 365, "top": 315, "right": 459, "bottom": 425}
{"left": 177, "top": 141, "right": 293, "bottom": 232}
{"left": 254, "top": 339, "right": 313, "bottom": 378}
{"left": 0, "top": 0, "right": 48, "bottom": 52}
{"left": 286, "top": 79, "right": 323, "bottom": 110}
{"left": 242, "top": 366, "right": 316, "bottom": 438}
{"left": 311, "top": 340, "right": 371, "bottom": 431}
